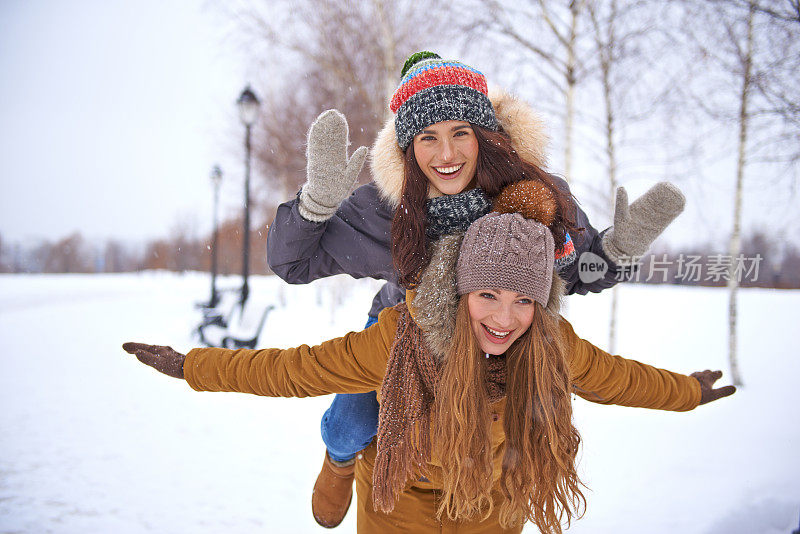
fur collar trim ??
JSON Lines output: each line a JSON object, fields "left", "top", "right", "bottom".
{"left": 369, "top": 87, "right": 550, "bottom": 209}
{"left": 408, "top": 234, "right": 464, "bottom": 362}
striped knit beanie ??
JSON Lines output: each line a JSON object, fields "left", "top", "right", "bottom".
{"left": 390, "top": 51, "right": 498, "bottom": 150}
{"left": 456, "top": 212, "right": 554, "bottom": 307}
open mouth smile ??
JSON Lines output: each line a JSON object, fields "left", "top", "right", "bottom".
{"left": 432, "top": 163, "right": 465, "bottom": 178}
{"left": 482, "top": 323, "right": 513, "bottom": 343}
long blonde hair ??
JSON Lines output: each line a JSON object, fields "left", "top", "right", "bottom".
{"left": 432, "top": 297, "right": 585, "bottom": 532}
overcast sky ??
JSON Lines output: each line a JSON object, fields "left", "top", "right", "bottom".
{"left": 0, "top": 0, "right": 251, "bottom": 245}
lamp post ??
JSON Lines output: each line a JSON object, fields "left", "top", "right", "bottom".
{"left": 208, "top": 165, "right": 223, "bottom": 308}
{"left": 237, "top": 85, "right": 260, "bottom": 306}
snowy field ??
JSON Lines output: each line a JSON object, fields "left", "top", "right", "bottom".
{"left": 1, "top": 272, "right": 798, "bottom": 534}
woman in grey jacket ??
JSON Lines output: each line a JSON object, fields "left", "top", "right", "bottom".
{"left": 266, "top": 51, "right": 685, "bottom": 528}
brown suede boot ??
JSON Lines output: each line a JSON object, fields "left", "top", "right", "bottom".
{"left": 312, "top": 452, "right": 355, "bottom": 528}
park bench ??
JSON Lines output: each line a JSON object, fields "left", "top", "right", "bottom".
{"left": 196, "top": 289, "right": 239, "bottom": 329}
{"left": 196, "top": 293, "right": 275, "bottom": 349}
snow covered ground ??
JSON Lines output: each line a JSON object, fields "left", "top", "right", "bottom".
{"left": 1, "top": 272, "right": 798, "bottom": 533}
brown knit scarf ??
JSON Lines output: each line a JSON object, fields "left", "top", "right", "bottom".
{"left": 373, "top": 303, "right": 507, "bottom": 513}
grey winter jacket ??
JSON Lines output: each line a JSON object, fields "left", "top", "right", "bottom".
{"left": 267, "top": 180, "right": 624, "bottom": 317}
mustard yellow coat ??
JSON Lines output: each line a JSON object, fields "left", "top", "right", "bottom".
{"left": 184, "top": 306, "right": 700, "bottom": 533}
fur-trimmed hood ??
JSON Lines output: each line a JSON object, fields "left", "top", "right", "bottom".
{"left": 408, "top": 233, "right": 565, "bottom": 362}
{"left": 369, "top": 87, "right": 550, "bottom": 209}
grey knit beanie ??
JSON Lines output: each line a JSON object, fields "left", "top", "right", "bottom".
{"left": 456, "top": 212, "right": 555, "bottom": 306}
{"left": 390, "top": 51, "right": 498, "bottom": 150}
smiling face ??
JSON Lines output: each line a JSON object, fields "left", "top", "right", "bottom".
{"left": 466, "top": 289, "right": 536, "bottom": 355}
{"left": 412, "top": 120, "right": 479, "bottom": 197}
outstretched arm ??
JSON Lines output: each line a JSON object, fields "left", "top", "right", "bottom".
{"left": 561, "top": 319, "right": 735, "bottom": 410}
{"left": 122, "top": 308, "right": 398, "bottom": 398}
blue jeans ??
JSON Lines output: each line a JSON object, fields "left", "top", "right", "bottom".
{"left": 320, "top": 316, "right": 380, "bottom": 463}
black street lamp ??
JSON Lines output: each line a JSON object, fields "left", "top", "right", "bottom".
{"left": 237, "top": 85, "right": 260, "bottom": 306}
{"left": 208, "top": 164, "right": 223, "bottom": 308}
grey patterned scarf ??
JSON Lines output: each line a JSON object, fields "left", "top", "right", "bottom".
{"left": 425, "top": 188, "right": 491, "bottom": 239}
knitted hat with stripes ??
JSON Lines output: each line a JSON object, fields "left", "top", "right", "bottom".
{"left": 390, "top": 51, "right": 498, "bottom": 150}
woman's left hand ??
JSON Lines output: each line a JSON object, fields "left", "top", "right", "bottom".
{"left": 602, "top": 182, "right": 685, "bottom": 265}
{"left": 122, "top": 342, "right": 185, "bottom": 379}
{"left": 690, "top": 370, "right": 736, "bottom": 405}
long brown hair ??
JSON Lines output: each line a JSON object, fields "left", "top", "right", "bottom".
{"left": 391, "top": 125, "right": 578, "bottom": 288}
{"left": 432, "top": 298, "right": 585, "bottom": 532}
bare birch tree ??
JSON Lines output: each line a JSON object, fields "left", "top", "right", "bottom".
{"left": 472, "top": 0, "right": 592, "bottom": 183}
{"left": 726, "top": 2, "right": 755, "bottom": 387}
{"left": 679, "top": 0, "right": 800, "bottom": 385}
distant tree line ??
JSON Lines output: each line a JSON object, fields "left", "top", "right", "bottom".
{"left": 0, "top": 217, "right": 271, "bottom": 276}
{"left": 2, "top": 226, "right": 798, "bottom": 289}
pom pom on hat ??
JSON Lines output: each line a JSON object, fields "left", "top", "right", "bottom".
{"left": 492, "top": 180, "right": 557, "bottom": 226}
{"left": 401, "top": 51, "right": 441, "bottom": 77}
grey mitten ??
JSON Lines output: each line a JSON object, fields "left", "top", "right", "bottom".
{"left": 298, "top": 109, "right": 368, "bottom": 222}
{"left": 601, "top": 182, "right": 686, "bottom": 265}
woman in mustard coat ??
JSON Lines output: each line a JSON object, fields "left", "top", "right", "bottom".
{"left": 123, "top": 213, "right": 734, "bottom": 533}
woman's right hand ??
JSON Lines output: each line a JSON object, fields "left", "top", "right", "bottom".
{"left": 122, "top": 342, "right": 185, "bottom": 379}
{"left": 299, "top": 109, "right": 368, "bottom": 223}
